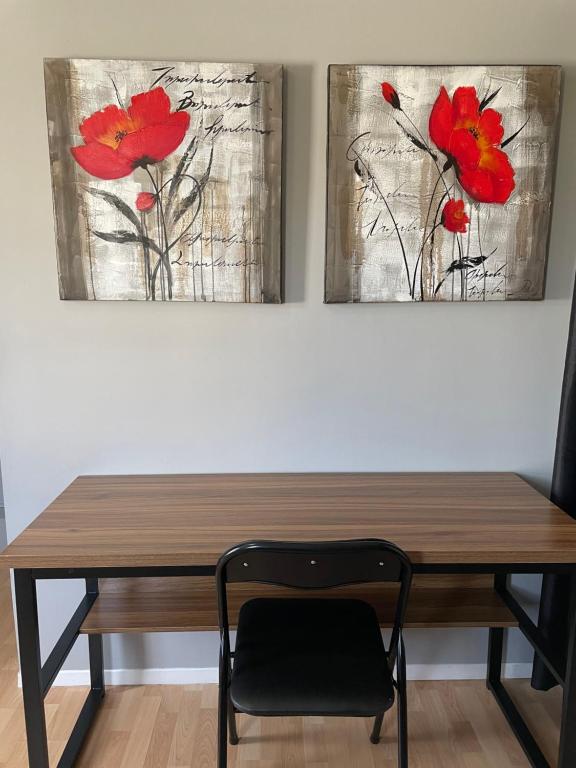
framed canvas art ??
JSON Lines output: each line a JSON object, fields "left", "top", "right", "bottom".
{"left": 45, "top": 58, "right": 283, "bottom": 302}
{"left": 325, "top": 65, "right": 561, "bottom": 303}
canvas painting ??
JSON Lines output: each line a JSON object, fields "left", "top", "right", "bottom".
{"left": 325, "top": 65, "right": 561, "bottom": 303}
{"left": 45, "top": 58, "right": 283, "bottom": 302}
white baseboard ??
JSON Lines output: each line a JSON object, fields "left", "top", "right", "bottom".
{"left": 19, "top": 663, "right": 533, "bottom": 689}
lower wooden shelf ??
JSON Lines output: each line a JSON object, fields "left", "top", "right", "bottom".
{"left": 79, "top": 575, "right": 518, "bottom": 634}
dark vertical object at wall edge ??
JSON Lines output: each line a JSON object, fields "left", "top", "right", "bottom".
{"left": 532, "top": 273, "right": 576, "bottom": 690}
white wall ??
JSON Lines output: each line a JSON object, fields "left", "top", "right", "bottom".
{"left": 1, "top": 0, "right": 575, "bottom": 675}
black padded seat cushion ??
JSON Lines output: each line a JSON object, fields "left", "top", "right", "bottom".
{"left": 230, "top": 597, "right": 395, "bottom": 717}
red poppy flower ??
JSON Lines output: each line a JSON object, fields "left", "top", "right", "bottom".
{"left": 381, "top": 82, "right": 401, "bottom": 110}
{"left": 136, "top": 192, "right": 157, "bottom": 212}
{"left": 442, "top": 199, "right": 469, "bottom": 233}
{"left": 71, "top": 88, "right": 190, "bottom": 180}
{"left": 429, "top": 86, "right": 515, "bottom": 204}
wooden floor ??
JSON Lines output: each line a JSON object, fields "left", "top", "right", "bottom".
{"left": 0, "top": 572, "right": 562, "bottom": 767}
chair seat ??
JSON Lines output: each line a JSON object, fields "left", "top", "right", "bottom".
{"left": 230, "top": 598, "right": 395, "bottom": 717}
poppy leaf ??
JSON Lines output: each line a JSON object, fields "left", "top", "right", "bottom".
{"left": 172, "top": 147, "right": 214, "bottom": 225}
{"left": 501, "top": 117, "right": 530, "bottom": 149}
{"left": 445, "top": 259, "right": 467, "bottom": 274}
{"left": 92, "top": 229, "right": 163, "bottom": 257}
{"left": 393, "top": 119, "right": 437, "bottom": 159}
{"left": 85, "top": 187, "right": 143, "bottom": 234}
{"left": 409, "top": 135, "right": 430, "bottom": 153}
{"left": 444, "top": 255, "right": 489, "bottom": 275}
{"left": 434, "top": 254, "right": 490, "bottom": 294}
{"left": 434, "top": 279, "right": 445, "bottom": 295}
{"left": 172, "top": 183, "right": 201, "bottom": 226}
{"left": 479, "top": 87, "right": 501, "bottom": 111}
{"left": 167, "top": 137, "right": 198, "bottom": 207}
{"left": 467, "top": 255, "right": 490, "bottom": 266}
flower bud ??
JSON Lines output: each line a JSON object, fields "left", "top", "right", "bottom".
{"left": 441, "top": 199, "right": 470, "bottom": 234}
{"left": 381, "top": 82, "right": 401, "bottom": 110}
{"left": 136, "top": 192, "right": 157, "bottom": 212}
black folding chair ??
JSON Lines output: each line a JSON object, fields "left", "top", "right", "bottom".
{"left": 216, "top": 539, "right": 413, "bottom": 767}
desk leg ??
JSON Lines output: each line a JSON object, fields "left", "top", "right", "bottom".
{"left": 558, "top": 578, "right": 576, "bottom": 766}
{"left": 487, "top": 627, "right": 504, "bottom": 687}
{"left": 487, "top": 575, "right": 549, "bottom": 768}
{"left": 86, "top": 579, "right": 105, "bottom": 697}
{"left": 487, "top": 575, "right": 506, "bottom": 689}
{"left": 14, "top": 569, "right": 50, "bottom": 768}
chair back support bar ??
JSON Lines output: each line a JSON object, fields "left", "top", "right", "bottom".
{"left": 221, "top": 539, "right": 409, "bottom": 587}
{"left": 216, "top": 539, "right": 413, "bottom": 667}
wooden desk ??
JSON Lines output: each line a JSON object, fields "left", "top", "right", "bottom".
{"left": 5, "top": 472, "right": 576, "bottom": 568}
{"left": 2, "top": 472, "right": 576, "bottom": 768}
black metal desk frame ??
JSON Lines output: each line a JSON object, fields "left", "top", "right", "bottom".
{"left": 13, "top": 561, "right": 576, "bottom": 768}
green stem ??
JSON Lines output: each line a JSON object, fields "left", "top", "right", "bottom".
{"left": 412, "top": 223, "right": 441, "bottom": 300}
{"left": 413, "top": 174, "right": 445, "bottom": 299}
{"left": 145, "top": 167, "right": 173, "bottom": 300}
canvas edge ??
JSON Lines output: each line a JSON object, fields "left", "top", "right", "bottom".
{"left": 43, "top": 57, "right": 91, "bottom": 301}
{"left": 538, "top": 65, "right": 564, "bottom": 302}
{"left": 262, "top": 63, "right": 284, "bottom": 304}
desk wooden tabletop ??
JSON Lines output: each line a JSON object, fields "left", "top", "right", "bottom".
{"left": 2, "top": 472, "right": 576, "bottom": 568}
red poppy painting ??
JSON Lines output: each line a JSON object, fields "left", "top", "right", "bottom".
{"left": 326, "top": 65, "right": 561, "bottom": 302}
{"left": 45, "top": 58, "right": 283, "bottom": 302}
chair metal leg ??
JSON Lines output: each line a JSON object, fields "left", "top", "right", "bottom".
{"left": 228, "top": 693, "right": 239, "bottom": 745}
{"left": 398, "top": 686, "right": 408, "bottom": 768}
{"left": 370, "top": 712, "right": 384, "bottom": 744}
{"left": 218, "top": 654, "right": 228, "bottom": 768}
{"left": 397, "top": 634, "right": 408, "bottom": 768}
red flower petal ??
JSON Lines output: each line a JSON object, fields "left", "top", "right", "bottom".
{"left": 429, "top": 86, "right": 453, "bottom": 153}
{"left": 70, "top": 142, "right": 134, "bottom": 180}
{"left": 493, "top": 172, "right": 515, "bottom": 203}
{"left": 479, "top": 145, "right": 513, "bottom": 176}
{"left": 449, "top": 128, "right": 481, "bottom": 172}
{"left": 71, "top": 87, "right": 190, "bottom": 179}
{"left": 128, "top": 87, "right": 172, "bottom": 127}
{"left": 478, "top": 147, "right": 515, "bottom": 202}
{"left": 459, "top": 148, "right": 515, "bottom": 205}
{"left": 478, "top": 108, "right": 504, "bottom": 145}
{"left": 117, "top": 111, "right": 190, "bottom": 165}
{"left": 459, "top": 168, "right": 496, "bottom": 203}
{"left": 429, "top": 84, "right": 514, "bottom": 205}
{"left": 442, "top": 199, "right": 470, "bottom": 233}
{"left": 79, "top": 103, "right": 130, "bottom": 144}
{"left": 452, "top": 86, "right": 480, "bottom": 125}
{"left": 136, "top": 191, "right": 156, "bottom": 212}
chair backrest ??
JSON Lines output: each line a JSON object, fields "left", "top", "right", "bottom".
{"left": 216, "top": 539, "right": 413, "bottom": 666}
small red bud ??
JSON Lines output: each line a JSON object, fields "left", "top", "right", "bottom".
{"left": 441, "top": 199, "right": 470, "bottom": 234}
{"left": 136, "top": 192, "right": 157, "bottom": 212}
{"left": 381, "top": 82, "right": 401, "bottom": 110}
